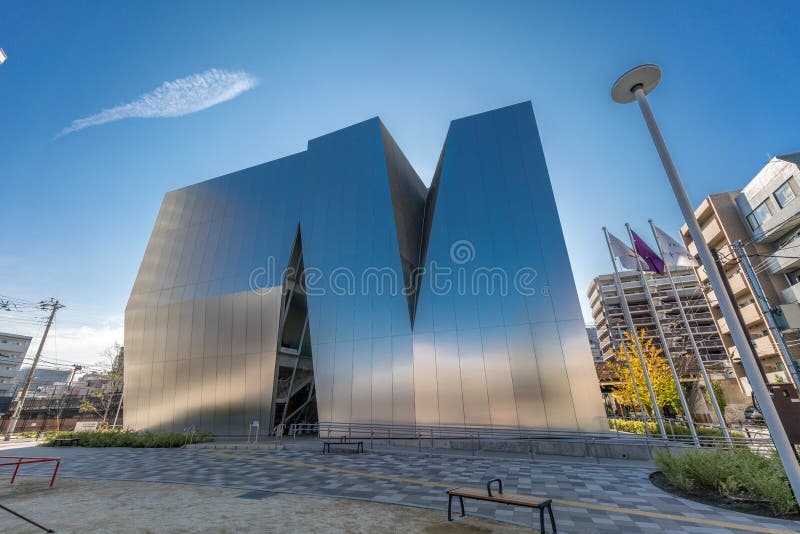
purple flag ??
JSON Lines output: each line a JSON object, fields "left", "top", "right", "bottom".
{"left": 632, "top": 230, "right": 665, "bottom": 274}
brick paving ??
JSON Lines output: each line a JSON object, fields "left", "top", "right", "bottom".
{"left": 3, "top": 441, "right": 800, "bottom": 533}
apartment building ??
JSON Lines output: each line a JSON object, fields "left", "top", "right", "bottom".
{"left": 0, "top": 332, "right": 31, "bottom": 397}
{"left": 681, "top": 153, "right": 800, "bottom": 392}
{"left": 586, "top": 327, "right": 603, "bottom": 363}
{"left": 588, "top": 268, "right": 728, "bottom": 365}
{"left": 587, "top": 268, "right": 739, "bottom": 420}
{"left": 0, "top": 332, "right": 32, "bottom": 397}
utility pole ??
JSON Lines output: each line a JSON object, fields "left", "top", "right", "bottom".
{"left": 734, "top": 240, "right": 800, "bottom": 390}
{"left": 4, "top": 299, "right": 64, "bottom": 440}
{"left": 55, "top": 364, "right": 82, "bottom": 432}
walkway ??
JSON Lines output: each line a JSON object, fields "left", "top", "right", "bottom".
{"left": 4, "top": 442, "right": 799, "bottom": 533}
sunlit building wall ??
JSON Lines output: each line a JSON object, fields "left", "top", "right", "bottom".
{"left": 124, "top": 102, "right": 608, "bottom": 435}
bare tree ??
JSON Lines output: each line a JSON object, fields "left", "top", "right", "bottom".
{"left": 78, "top": 343, "right": 123, "bottom": 427}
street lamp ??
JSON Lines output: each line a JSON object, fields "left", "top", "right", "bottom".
{"left": 0, "top": 48, "right": 6, "bottom": 65}
{"left": 612, "top": 64, "right": 800, "bottom": 508}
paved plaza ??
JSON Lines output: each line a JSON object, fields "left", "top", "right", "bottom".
{"left": 3, "top": 441, "right": 800, "bottom": 533}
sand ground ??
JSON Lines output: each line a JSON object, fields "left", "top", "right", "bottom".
{"left": 0, "top": 477, "right": 527, "bottom": 533}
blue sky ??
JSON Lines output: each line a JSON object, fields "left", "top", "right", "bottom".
{"left": 1, "top": 1, "right": 798, "bottom": 365}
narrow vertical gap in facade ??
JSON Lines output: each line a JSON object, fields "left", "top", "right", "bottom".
{"left": 379, "top": 121, "right": 429, "bottom": 328}
{"left": 414, "top": 140, "right": 447, "bottom": 322}
{"left": 271, "top": 226, "right": 317, "bottom": 433}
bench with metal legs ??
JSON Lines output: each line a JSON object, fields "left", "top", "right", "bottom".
{"left": 447, "top": 478, "right": 557, "bottom": 533}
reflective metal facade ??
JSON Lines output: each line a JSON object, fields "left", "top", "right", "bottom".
{"left": 124, "top": 102, "right": 608, "bottom": 435}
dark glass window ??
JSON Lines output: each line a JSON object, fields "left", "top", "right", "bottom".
{"left": 774, "top": 180, "right": 796, "bottom": 208}
{"left": 746, "top": 201, "right": 771, "bottom": 230}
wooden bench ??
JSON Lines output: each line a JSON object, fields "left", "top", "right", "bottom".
{"left": 447, "top": 479, "right": 556, "bottom": 533}
{"left": 53, "top": 438, "right": 79, "bottom": 447}
{"left": 322, "top": 436, "right": 364, "bottom": 454}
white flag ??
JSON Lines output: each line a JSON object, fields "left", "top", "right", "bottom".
{"left": 608, "top": 232, "right": 643, "bottom": 270}
{"left": 653, "top": 225, "right": 699, "bottom": 268}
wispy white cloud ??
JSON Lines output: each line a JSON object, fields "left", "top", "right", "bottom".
{"left": 59, "top": 68, "right": 258, "bottom": 136}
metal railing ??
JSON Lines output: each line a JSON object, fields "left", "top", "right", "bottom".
{"left": 285, "top": 420, "right": 775, "bottom": 457}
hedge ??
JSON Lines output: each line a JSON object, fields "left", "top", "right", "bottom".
{"left": 609, "top": 418, "right": 743, "bottom": 440}
{"left": 655, "top": 448, "right": 797, "bottom": 516}
{"left": 41, "top": 429, "right": 214, "bottom": 448}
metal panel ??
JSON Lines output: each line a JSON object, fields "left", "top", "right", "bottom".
{"left": 313, "top": 342, "right": 334, "bottom": 423}
{"left": 202, "top": 296, "right": 220, "bottom": 359}
{"left": 187, "top": 352, "right": 204, "bottom": 429}
{"left": 199, "top": 355, "right": 216, "bottom": 431}
{"left": 457, "top": 329, "right": 491, "bottom": 426}
{"left": 228, "top": 353, "right": 247, "bottom": 433}
{"left": 161, "top": 359, "right": 177, "bottom": 429}
{"left": 480, "top": 326, "right": 519, "bottom": 428}
{"left": 174, "top": 358, "right": 190, "bottom": 430}
{"left": 177, "top": 300, "right": 193, "bottom": 360}
{"left": 218, "top": 294, "right": 233, "bottom": 358}
{"left": 392, "top": 335, "right": 415, "bottom": 425}
{"left": 259, "top": 350, "right": 277, "bottom": 429}
{"left": 370, "top": 337, "right": 393, "bottom": 424}
{"left": 245, "top": 291, "right": 261, "bottom": 355}
{"left": 505, "top": 324, "right": 547, "bottom": 428}
{"left": 244, "top": 354, "right": 262, "bottom": 427}
{"left": 215, "top": 355, "right": 232, "bottom": 435}
{"left": 231, "top": 292, "right": 248, "bottom": 356}
{"left": 149, "top": 361, "right": 165, "bottom": 430}
{"left": 434, "top": 331, "right": 464, "bottom": 426}
{"left": 531, "top": 322, "right": 578, "bottom": 430}
{"left": 412, "top": 333, "right": 438, "bottom": 425}
{"left": 557, "top": 319, "right": 609, "bottom": 432}
{"left": 164, "top": 301, "right": 180, "bottom": 360}
{"left": 350, "top": 338, "right": 372, "bottom": 423}
{"left": 331, "top": 341, "right": 353, "bottom": 423}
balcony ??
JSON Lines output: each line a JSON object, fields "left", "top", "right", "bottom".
{"left": 751, "top": 335, "right": 778, "bottom": 358}
{"left": 718, "top": 317, "right": 729, "bottom": 335}
{"left": 701, "top": 218, "right": 724, "bottom": 247}
{"left": 768, "top": 240, "right": 800, "bottom": 274}
{"left": 781, "top": 283, "right": 800, "bottom": 305}
{"left": 740, "top": 302, "right": 762, "bottom": 326}
{"left": 728, "top": 272, "right": 749, "bottom": 296}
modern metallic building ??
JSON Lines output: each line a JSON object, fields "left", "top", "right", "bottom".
{"left": 124, "top": 102, "right": 608, "bottom": 435}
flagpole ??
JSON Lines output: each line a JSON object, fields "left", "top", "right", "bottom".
{"left": 603, "top": 227, "right": 668, "bottom": 438}
{"left": 597, "top": 276, "right": 650, "bottom": 430}
{"left": 626, "top": 223, "right": 699, "bottom": 447}
{"left": 649, "top": 220, "right": 732, "bottom": 444}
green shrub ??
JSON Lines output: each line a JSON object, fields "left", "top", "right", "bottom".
{"left": 40, "top": 429, "right": 214, "bottom": 448}
{"left": 609, "top": 418, "right": 743, "bottom": 440}
{"left": 654, "top": 449, "right": 798, "bottom": 516}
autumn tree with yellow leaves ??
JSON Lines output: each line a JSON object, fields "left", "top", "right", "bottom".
{"left": 608, "top": 329, "right": 686, "bottom": 417}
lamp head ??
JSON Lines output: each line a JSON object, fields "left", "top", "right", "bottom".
{"left": 612, "top": 64, "right": 661, "bottom": 104}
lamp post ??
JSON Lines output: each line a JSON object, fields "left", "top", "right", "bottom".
{"left": 612, "top": 64, "right": 800, "bottom": 508}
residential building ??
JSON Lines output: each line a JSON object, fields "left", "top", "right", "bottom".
{"left": 587, "top": 268, "right": 728, "bottom": 365}
{"left": 681, "top": 153, "right": 800, "bottom": 393}
{"left": 14, "top": 367, "right": 72, "bottom": 398}
{"left": 586, "top": 327, "right": 602, "bottom": 362}
{"left": 0, "top": 332, "right": 31, "bottom": 397}
{"left": 124, "top": 102, "right": 608, "bottom": 435}
{"left": 587, "top": 268, "right": 743, "bottom": 421}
